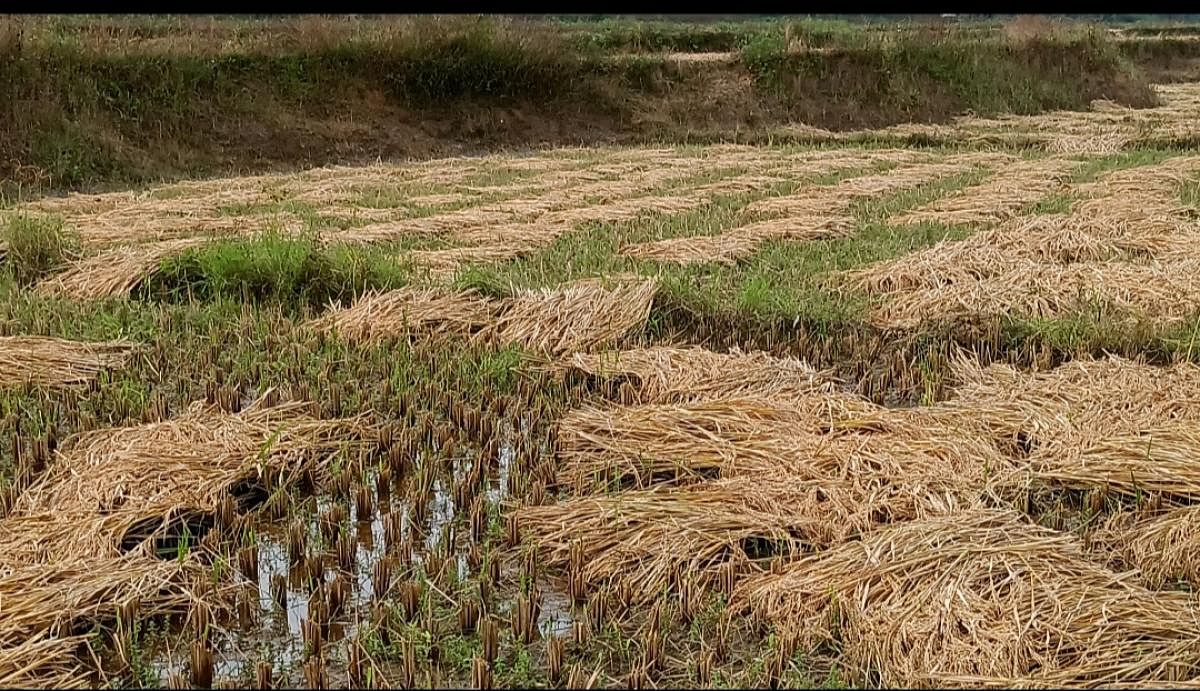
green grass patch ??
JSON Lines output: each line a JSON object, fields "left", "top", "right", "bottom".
{"left": 1, "top": 212, "right": 80, "bottom": 284}
{"left": 1028, "top": 193, "right": 1074, "bottom": 215}
{"left": 1181, "top": 175, "right": 1200, "bottom": 209}
{"left": 143, "top": 233, "right": 415, "bottom": 305}
{"left": 1069, "top": 149, "right": 1180, "bottom": 182}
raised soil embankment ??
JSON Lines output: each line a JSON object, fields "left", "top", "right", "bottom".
{"left": 0, "top": 23, "right": 1158, "bottom": 192}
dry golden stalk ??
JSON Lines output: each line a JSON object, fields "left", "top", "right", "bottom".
{"left": 314, "top": 277, "right": 658, "bottom": 356}
{"left": 399, "top": 639, "right": 417, "bottom": 689}
{"left": 458, "top": 597, "right": 481, "bottom": 634}
{"left": 347, "top": 636, "right": 365, "bottom": 689}
{"left": 237, "top": 586, "right": 256, "bottom": 631}
{"left": 302, "top": 656, "right": 326, "bottom": 690}
{"left": 547, "top": 636, "right": 566, "bottom": 683}
{"left": 237, "top": 544, "right": 258, "bottom": 582}
{"left": 565, "top": 664, "right": 590, "bottom": 690}
{"left": 552, "top": 345, "right": 834, "bottom": 405}
{"left": 471, "top": 657, "right": 493, "bottom": 690}
{"left": 255, "top": 661, "right": 272, "bottom": 690}
{"left": 190, "top": 641, "right": 214, "bottom": 689}
{"left": 372, "top": 557, "right": 393, "bottom": 601}
{"left": 478, "top": 617, "right": 500, "bottom": 663}
{"left": 511, "top": 594, "right": 537, "bottom": 644}
{"left": 1089, "top": 506, "right": 1200, "bottom": 589}
{"left": 35, "top": 237, "right": 211, "bottom": 300}
{"left": 270, "top": 573, "right": 288, "bottom": 612}
{"left": 398, "top": 580, "right": 422, "bottom": 622}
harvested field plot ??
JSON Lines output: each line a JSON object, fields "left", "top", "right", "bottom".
{"left": 12, "top": 15, "right": 1200, "bottom": 690}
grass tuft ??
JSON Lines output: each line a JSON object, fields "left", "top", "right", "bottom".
{"left": 1, "top": 213, "right": 80, "bottom": 284}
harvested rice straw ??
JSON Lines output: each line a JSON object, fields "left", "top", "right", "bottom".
{"left": 555, "top": 397, "right": 843, "bottom": 487}
{"left": 449, "top": 221, "right": 572, "bottom": 248}
{"left": 34, "top": 237, "right": 211, "bottom": 300}
{"left": 1077, "top": 154, "right": 1200, "bottom": 196}
{"left": 333, "top": 167, "right": 701, "bottom": 246}
{"left": 333, "top": 209, "right": 517, "bottom": 244}
{"left": 537, "top": 195, "right": 709, "bottom": 227}
{"left": 817, "top": 160, "right": 976, "bottom": 198}
{"left": 310, "top": 287, "right": 499, "bottom": 343}
{"left": 518, "top": 473, "right": 980, "bottom": 605}
{"left": 889, "top": 158, "right": 1076, "bottom": 227}
{"left": 0, "top": 509, "right": 215, "bottom": 567}
{"left": 10, "top": 396, "right": 377, "bottom": 518}
{"left": 313, "top": 205, "right": 405, "bottom": 224}
{"left": 741, "top": 159, "right": 984, "bottom": 219}
{"left": 552, "top": 345, "right": 836, "bottom": 404}
{"left": 0, "top": 395, "right": 372, "bottom": 686}
{"left": 733, "top": 508, "right": 1200, "bottom": 688}
{"left": 864, "top": 257, "right": 1200, "bottom": 329}
{"left": 618, "top": 214, "right": 853, "bottom": 265}
{"left": 0, "top": 556, "right": 208, "bottom": 687}
{"left": 1048, "top": 131, "right": 1132, "bottom": 154}
{"left": 838, "top": 214, "right": 1200, "bottom": 295}
{"left": 1089, "top": 506, "right": 1200, "bottom": 589}
{"left": 940, "top": 352, "right": 1200, "bottom": 449}
{"left": 553, "top": 394, "right": 1010, "bottom": 492}
{"left": 0, "top": 630, "right": 90, "bottom": 688}
{"left": 0, "top": 336, "right": 136, "bottom": 387}
{"left": 70, "top": 211, "right": 306, "bottom": 249}
{"left": 1025, "top": 424, "right": 1200, "bottom": 500}
{"left": 486, "top": 277, "right": 658, "bottom": 355}
{"left": 517, "top": 477, "right": 849, "bottom": 601}
{"left": 678, "top": 175, "right": 787, "bottom": 198}
{"left": 618, "top": 232, "right": 763, "bottom": 265}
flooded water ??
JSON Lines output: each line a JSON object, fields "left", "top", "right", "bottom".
{"left": 143, "top": 435, "right": 538, "bottom": 687}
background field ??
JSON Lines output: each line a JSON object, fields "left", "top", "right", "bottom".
{"left": 6, "top": 13, "right": 1200, "bottom": 690}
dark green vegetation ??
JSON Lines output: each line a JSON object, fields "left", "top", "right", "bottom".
{"left": 0, "top": 14, "right": 1168, "bottom": 193}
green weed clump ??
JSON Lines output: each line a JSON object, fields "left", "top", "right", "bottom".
{"left": 1, "top": 213, "right": 80, "bottom": 284}
{"left": 146, "top": 234, "right": 412, "bottom": 305}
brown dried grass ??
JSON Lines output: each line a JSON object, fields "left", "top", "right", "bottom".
{"left": 0, "top": 557, "right": 200, "bottom": 688}
{"left": 733, "top": 508, "right": 1200, "bottom": 688}
{"left": 488, "top": 277, "right": 658, "bottom": 355}
{"left": 840, "top": 213, "right": 1200, "bottom": 296}
{"left": 517, "top": 476, "right": 860, "bottom": 602}
{"left": 941, "top": 352, "right": 1200, "bottom": 448}
{"left": 9, "top": 396, "right": 375, "bottom": 519}
{"left": 741, "top": 158, "right": 987, "bottom": 219}
{"left": 0, "top": 336, "right": 136, "bottom": 387}
{"left": 1026, "top": 424, "right": 1200, "bottom": 501}
{"left": 407, "top": 245, "right": 532, "bottom": 277}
